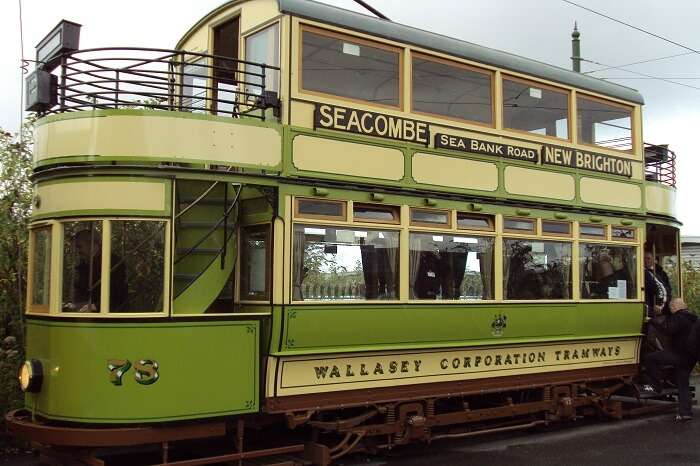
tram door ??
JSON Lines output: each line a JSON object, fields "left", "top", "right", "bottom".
{"left": 212, "top": 17, "right": 239, "bottom": 116}
{"left": 646, "top": 223, "right": 681, "bottom": 299}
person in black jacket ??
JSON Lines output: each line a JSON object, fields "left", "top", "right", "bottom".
{"left": 644, "top": 251, "right": 671, "bottom": 316}
{"left": 645, "top": 298, "right": 697, "bottom": 421}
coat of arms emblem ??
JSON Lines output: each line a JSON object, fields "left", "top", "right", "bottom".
{"left": 491, "top": 314, "right": 507, "bottom": 336}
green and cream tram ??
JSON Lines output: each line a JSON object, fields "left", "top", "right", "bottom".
{"left": 9, "top": 0, "right": 681, "bottom": 464}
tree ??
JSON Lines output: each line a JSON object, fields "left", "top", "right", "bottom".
{"left": 0, "top": 117, "right": 33, "bottom": 448}
{"left": 682, "top": 260, "right": 700, "bottom": 312}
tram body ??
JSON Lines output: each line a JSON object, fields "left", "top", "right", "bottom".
{"left": 10, "top": 0, "right": 682, "bottom": 463}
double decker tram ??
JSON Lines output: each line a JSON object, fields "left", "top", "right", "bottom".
{"left": 10, "top": 0, "right": 682, "bottom": 464}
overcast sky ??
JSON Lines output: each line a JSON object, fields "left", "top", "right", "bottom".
{"left": 2, "top": 0, "right": 699, "bottom": 233}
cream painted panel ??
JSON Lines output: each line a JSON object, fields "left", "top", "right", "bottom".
{"left": 240, "top": 0, "right": 280, "bottom": 32}
{"left": 293, "top": 135, "right": 404, "bottom": 180}
{"left": 580, "top": 177, "right": 642, "bottom": 209}
{"left": 412, "top": 153, "right": 497, "bottom": 192}
{"left": 34, "top": 181, "right": 165, "bottom": 216}
{"left": 646, "top": 184, "right": 677, "bottom": 217}
{"left": 180, "top": 27, "right": 209, "bottom": 53}
{"left": 290, "top": 101, "right": 315, "bottom": 128}
{"left": 35, "top": 115, "right": 282, "bottom": 167}
{"left": 504, "top": 166, "right": 575, "bottom": 200}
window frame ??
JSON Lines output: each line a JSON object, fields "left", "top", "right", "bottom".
{"left": 503, "top": 217, "right": 536, "bottom": 235}
{"left": 410, "top": 51, "right": 495, "bottom": 127}
{"left": 410, "top": 207, "right": 452, "bottom": 229}
{"left": 541, "top": 220, "right": 572, "bottom": 238}
{"left": 578, "top": 241, "right": 639, "bottom": 301}
{"left": 27, "top": 224, "right": 54, "bottom": 314}
{"left": 298, "top": 24, "right": 404, "bottom": 110}
{"left": 352, "top": 202, "right": 401, "bottom": 225}
{"left": 501, "top": 74, "right": 572, "bottom": 142}
{"left": 611, "top": 226, "right": 636, "bottom": 242}
{"left": 502, "top": 236, "right": 574, "bottom": 301}
{"left": 243, "top": 20, "right": 282, "bottom": 95}
{"left": 294, "top": 198, "right": 348, "bottom": 222}
{"left": 55, "top": 217, "right": 170, "bottom": 318}
{"left": 576, "top": 92, "right": 634, "bottom": 154}
{"left": 291, "top": 222, "right": 402, "bottom": 303}
{"left": 408, "top": 230, "right": 496, "bottom": 302}
{"left": 239, "top": 223, "right": 272, "bottom": 302}
{"left": 456, "top": 212, "right": 495, "bottom": 232}
{"left": 579, "top": 223, "right": 609, "bottom": 240}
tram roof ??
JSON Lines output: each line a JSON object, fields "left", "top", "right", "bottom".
{"left": 278, "top": 0, "right": 644, "bottom": 105}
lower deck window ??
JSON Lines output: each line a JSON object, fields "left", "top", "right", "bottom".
{"left": 409, "top": 233, "right": 494, "bottom": 300}
{"left": 62, "top": 221, "right": 103, "bottom": 312}
{"left": 504, "top": 239, "right": 572, "bottom": 299}
{"left": 580, "top": 244, "right": 637, "bottom": 299}
{"left": 30, "top": 227, "right": 52, "bottom": 311}
{"left": 241, "top": 225, "right": 270, "bottom": 300}
{"left": 110, "top": 220, "right": 166, "bottom": 312}
{"left": 62, "top": 219, "right": 166, "bottom": 313}
{"left": 293, "top": 225, "right": 399, "bottom": 301}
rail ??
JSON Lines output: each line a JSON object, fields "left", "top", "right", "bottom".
{"left": 45, "top": 47, "right": 281, "bottom": 120}
{"left": 644, "top": 143, "right": 676, "bottom": 188}
{"left": 593, "top": 137, "right": 676, "bottom": 188}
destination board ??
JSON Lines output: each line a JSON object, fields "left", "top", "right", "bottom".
{"left": 314, "top": 103, "right": 430, "bottom": 145}
{"left": 434, "top": 133, "right": 538, "bottom": 163}
{"left": 542, "top": 145, "right": 633, "bottom": 177}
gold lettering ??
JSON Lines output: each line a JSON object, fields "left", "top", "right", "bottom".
{"left": 318, "top": 105, "right": 333, "bottom": 128}
{"left": 388, "top": 117, "right": 402, "bottom": 139}
{"left": 375, "top": 115, "right": 388, "bottom": 136}
{"left": 415, "top": 122, "right": 428, "bottom": 144}
{"left": 346, "top": 110, "right": 361, "bottom": 133}
{"left": 360, "top": 112, "right": 373, "bottom": 133}
{"left": 403, "top": 120, "right": 415, "bottom": 140}
{"left": 333, "top": 107, "right": 346, "bottom": 130}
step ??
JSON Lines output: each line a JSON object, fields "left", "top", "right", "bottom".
{"left": 176, "top": 247, "right": 221, "bottom": 255}
{"left": 178, "top": 221, "right": 236, "bottom": 229}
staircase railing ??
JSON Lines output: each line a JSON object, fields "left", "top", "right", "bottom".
{"left": 174, "top": 182, "right": 242, "bottom": 299}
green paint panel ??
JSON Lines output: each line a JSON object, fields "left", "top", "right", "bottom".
{"left": 25, "top": 320, "right": 259, "bottom": 423}
{"left": 279, "top": 302, "right": 642, "bottom": 354}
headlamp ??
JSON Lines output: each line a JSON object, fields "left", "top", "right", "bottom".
{"left": 18, "top": 359, "right": 43, "bottom": 393}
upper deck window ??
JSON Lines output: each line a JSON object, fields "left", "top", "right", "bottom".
{"left": 301, "top": 27, "right": 401, "bottom": 108}
{"left": 246, "top": 23, "right": 280, "bottom": 95}
{"left": 412, "top": 54, "right": 492, "bottom": 125}
{"left": 503, "top": 77, "right": 569, "bottom": 140}
{"left": 577, "top": 95, "right": 632, "bottom": 151}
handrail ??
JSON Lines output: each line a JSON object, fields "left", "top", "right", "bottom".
{"left": 173, "top": 182, "right": 242, "bottom": 299}
{"left": 174, "top": 183, "right": 242, "bottom": 266}
{"left": 42, "top": 47, "right": 281, "bottom": 120}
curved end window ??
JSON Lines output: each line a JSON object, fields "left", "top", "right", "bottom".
{"left": 29, "top": 227, "right": 52, "bottom": 313}
{"left": 61, "top": 219, "right": 166, "bottom": 314}
{"left": 110, "top": 220, "right": 165, "bottom": 312}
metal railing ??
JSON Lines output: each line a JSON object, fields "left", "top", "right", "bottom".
{"left": 593, "top": 136, "right": 676, "bottom": 188}
{"left": 644, "top": 143, "right": 676, "bottom": 188}
{"left": 48, "top": 47, "right": 280, "bottom": 120}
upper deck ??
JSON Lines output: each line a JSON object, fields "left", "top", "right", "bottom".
{"left": 29, "top": 0, "right": 677, "bottom": 221}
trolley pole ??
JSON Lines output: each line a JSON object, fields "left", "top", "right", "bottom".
{"left": 571, "top": 22, "right": 581, "bottom": 72}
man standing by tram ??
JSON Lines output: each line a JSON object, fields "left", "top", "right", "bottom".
{"left": 644, "top": 250, "right": 671, "bottom": 317}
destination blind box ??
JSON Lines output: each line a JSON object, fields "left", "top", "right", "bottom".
{"left": 35, "top": 19, "right": 82, "bottom": 72}
{"left": 25, "top": 70, "right": 57, "bottom": 113}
